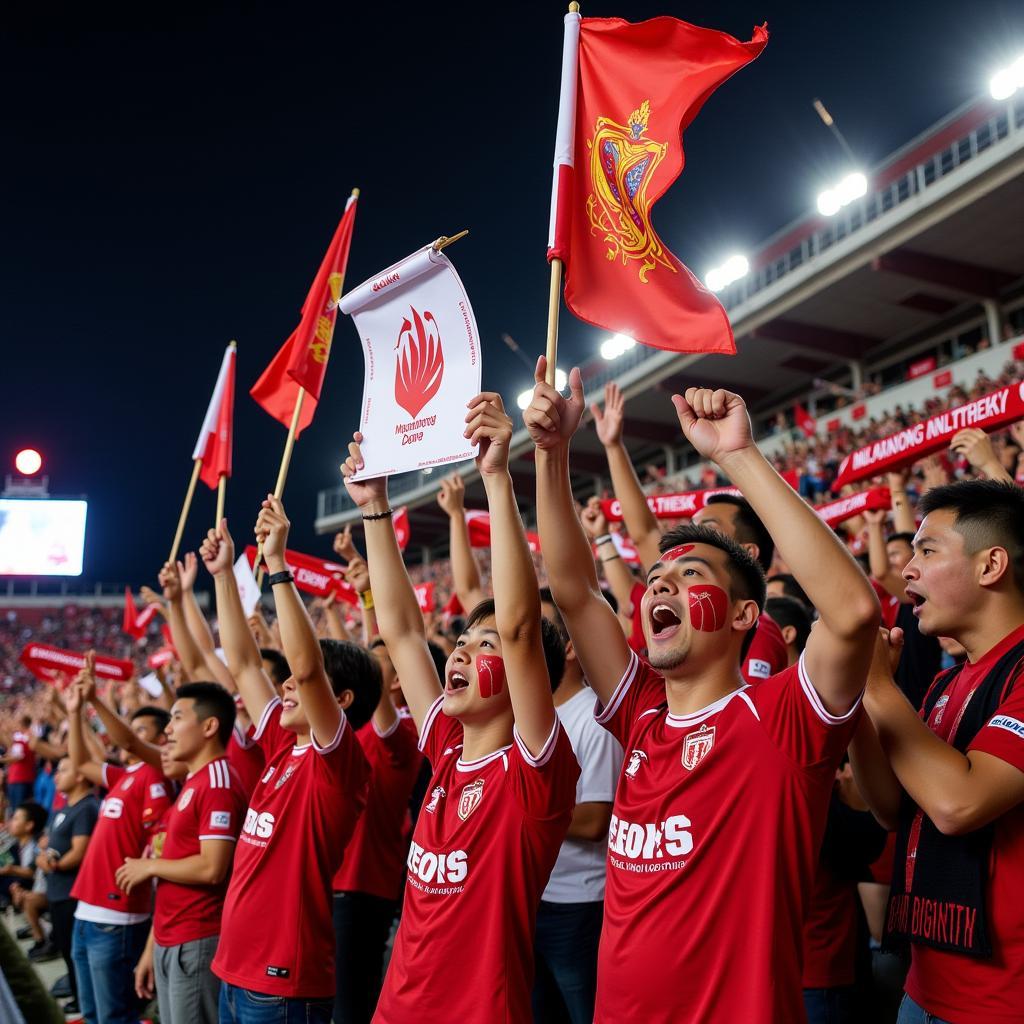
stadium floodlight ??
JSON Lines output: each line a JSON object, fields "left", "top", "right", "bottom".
{"left": 989, "top": 55, "right": 1024, "bottom": 100}
{"left": 15, "top": 448, "right": 42, "bottom": 476}
{"left": 817, "top": 171, "right": 868, "bottom": 217}
{"left": 517, "top": 368, "right": 567, "bottom": 410}
{"left": 704, "top": 254, "right": 749, "bottom": 293}
{"left": 600, "top": 333, "right": 637, "bottom": 360}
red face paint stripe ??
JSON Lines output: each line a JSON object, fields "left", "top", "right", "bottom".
{"left": 475, "top": 655, "right": 505, "bottom": 698}
{"left": 661, "top": 544, "right": 695, "bottom": 563}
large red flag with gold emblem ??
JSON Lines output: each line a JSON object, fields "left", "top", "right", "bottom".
{"left": 251, "top": 191, "right": 358, "bottom": 436}
{"left": 548, "top": 14, "right": 767, "bottom": 354}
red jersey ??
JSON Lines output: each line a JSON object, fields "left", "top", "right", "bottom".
{"left": 212, "top": 699, "right": 369, "bottom": 999}
{"left": 226, "top": 724, "right": 265, "bottom": 799}
{"left": 6, "top": 731, "right": 36, "bottom": 784}
{"left": 742, "top": 611, "right": 789, "bottom": 684}
{"left": 152, "top": 755, "right": 248, "bottom": 947}
{"left": 72, "top": 761, "right": 172, "bottom": 920}
{"left": 802, "top": 864, "right": 858, "bottom": 988}
{"left": 595, "top": 651, "right": 860, "bottom": 1024}
{"left": 375, "top": 697, "right": 579, "bottom": 1023}
{"left": 332, "top": 711, "right": 422, "bottom": 901}
{"left": 905, "top": 623, "right": 1024, "bottom": 1024}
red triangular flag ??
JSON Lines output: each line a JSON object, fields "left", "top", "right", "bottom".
{"left": 193, "top": 344, "right": 236, "bottom": 489}
{"left": 548, "top": 15, "right": 767, "bottom": 354}
{"left": 251, "top": 192, "right": 358, "bottom": 437}
{"left": 122, "top": 588, "right": 159, "bottom": 640}
{"left": 794, "top": 403, "right": 817, "bottom": 439}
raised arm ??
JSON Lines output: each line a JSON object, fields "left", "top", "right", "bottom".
{"left": 864, "top": 509, "right": 907, "bottom": 601}
{"left": 887, "top": 471, "right": 917, "bottom": 535}
{"left": 343, "top": 558, "right": 376, "bottom": 645}
{"left": 342, "top": 434, "right": 441, "bottom": 733}
{"left": 257, "top": 496, "right": 342, "bottom": 748}
{"left": 66, "top": 667, "right": 105, "bottom": 788}
{"left": 83, "top": 672, "right": 163, "bottom": 770}
{"left": 951, "top": 428, "right": 1015, "bottom": 483}
{"left": 470, "top": 392, "right": 555, "bottom": 754}
{"left": 672, "top": 388, "right": 879, "bottom": 715}
{"left": 199, "top": 521, "right": 276, "bottom": 725}
{"left": 527, "top": 357, "right": 632, "bottom": 707}
{"left": 580, "top": 498, "right": 638, "bottom": 617}
{"left": 438, "top": 473, "right": 486, "bottom": 611}
{"left": 159, "top": 560, "right": 207, "bottom": 682}
{"left": 177, "top": 551, "right": 239, "bottom": 693}
{"left": 592, "top": 381, "right": 663, "bottom": 572}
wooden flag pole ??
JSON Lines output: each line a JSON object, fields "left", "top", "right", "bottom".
{"left": 170, "top": 458, "right": 203, "bottom": 563}
{"left": 545, "top": 257, "right": 563, "bottom": 386}
{"left": 216, "top": 474, "right": 227, "bottom": 526}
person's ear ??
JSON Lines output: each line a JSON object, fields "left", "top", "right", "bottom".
{"left": 337, "top": 689, "right": 355, "bottom": 710}
{"left": 780, "top": 625, "right": 797, "bottom": 647}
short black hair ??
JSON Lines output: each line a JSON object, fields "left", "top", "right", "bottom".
{"left": 426, "top": 641, "right": 449, "bottom": 683}
{"left": 132, "top": 705, "right": 171, "bottom": 734}
{"left": 766, "top": 596, "right": 812, "bottom": 654}
{"left": 919, "top": 480, "right": 1024, "bottom": 595}
{"left": 886, "top": 532, "right": 916, "bottom": 549}
{"left": 704, "top": 495, "right": 775, "bottom": 573}
{"left": 174, "top": 682, "right": 236, "bottom": 747}
{"left": 319, "top": 639, "right": 381, "bottom": 731}
{"left": 464, "top": 598, "right": 567, "bottom": 694}
{"left": 259, "top": 648, "right": 290, "bottom": 686}
{"left": 15, "top": 800, "right": 47, "bottom": 836}
{"left": 766, "top": 573, "right": 811, "bottom": 610}
{"left": 657, "top": 524, "right": 766, "bottom": 612}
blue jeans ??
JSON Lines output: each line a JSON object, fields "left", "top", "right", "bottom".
{"left": 218, "top": 982, "right": 333, "bottom": 1024}
{"left": 532, "top": 900, "right": 603, "bottom": 1024}
{"left": 71, "top": 917, "right": 150, "bottom": 1024}
{"left": 6, "top": 781, "right": 31, "bottom": 813}
{"left": 897, "top": 994, "right": 954, "bottom": 1024}
{"left": 803, "top": 986, "right": 857, "bottom": 1024}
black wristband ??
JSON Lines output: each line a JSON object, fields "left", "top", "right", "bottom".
{"left": 362, "top": 508, "right": 394, "bottom": 522}
{"left": 594, "top": 533, "right": 613, "bottom": 547}
{"left": 267, "top": 571, "right": 294, "bottom": 587}
{"left": 601, "top": 554, "right": 621, "bottom": 564}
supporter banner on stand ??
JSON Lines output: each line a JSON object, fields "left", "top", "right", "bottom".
{"left": 20, "top": 643, "right": 135, "bottom": 684}
{"left": 833, "top": 383, "right": 1024, "bottom": 488}
{"left": 340, "top": 242, "right": 481, "bottom": 480}
{"left": 814, "top": 487, "right": 891, "bottom": 529}
{"left": 600, "top": 487, "right": 741, "bottom": 523}
{"left": 245, "top": 545, "right": 358, "bottom": 606}
{"left": 465, "top": 510, "right": 541, "bottom": 553}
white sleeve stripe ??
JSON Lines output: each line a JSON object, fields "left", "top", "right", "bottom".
{"left": 798, "top": 652, "right": 862, "bottom": 725}
{"left": 101, "top": 763, "right": 110, "bottom": 789}
{"left": 311, "top": 712, "right": 347, "bottom": 755}
{"left": 252, "top": 697, "right": 281, "bottom": 741}
{"left": 198, "top": 835, "right": 237, "bottom": 842}
{"left": 232, "top": 722, "right": 254, "bottom": 750}
{"left": 417, "top": 695, "right": 446, "bottom": 753}
{"left": 513, "top": 719, "right": 560, "bottom": 768}
{"left": 595, "top": 652, "right": 640, "bottom": 726}
{"left": 373, "top": 714, "right": 401, "bottom": 740}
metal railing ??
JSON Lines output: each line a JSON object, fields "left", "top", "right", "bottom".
{"left": 318, "top": 93, "right": 1024, "bottom": 523}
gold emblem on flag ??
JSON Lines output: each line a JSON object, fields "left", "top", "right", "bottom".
{"left": 586, "top": 100, "right": 675, "bottom": 284}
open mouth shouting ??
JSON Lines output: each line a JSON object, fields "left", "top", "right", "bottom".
{"left": 649, "top": 602, "right": 683, "bottom": 642}
{"left": 906, "top": 588, "right": 926, "bottom": 616}
{"left": 445, "top": 670, "right": 470, "bottom": 696}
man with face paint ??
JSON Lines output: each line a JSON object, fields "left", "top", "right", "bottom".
{"left": 527, "top": 365, "right": 879, "bottom": 1024}
{"left": 341, "top": 391, "right": 579, "bottom": 1024}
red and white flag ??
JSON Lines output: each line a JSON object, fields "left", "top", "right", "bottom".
{"left": 20, "top": 643, "right": 134, "bottom": 685}
{"left": 794, "top": 403, "right": 817, "bottom": 438}
{"left": 340, "top": 242, "right": 482, "bottom": 481}
{"left": 465, "top": 510, "right": 540, "bottom": 553}
{"left": 193, "top": 343, "right": 236, "bottom": 489}
{"left": 393, "top": 506, "right": 411, "bottom": 551}
{"left": 245, "top": 545, "right": 359, "bottom": 606}
{"left": 548, "top": 12, "right": 767, "bottom": 354}
{"left": 148, "top": 647, "right": 177, "bottom": 670}
{"left": 414, "top": 582, "right": 435, "bottom": 614}
{"left": 251, "top": 191, "right": 359, "bottom": 437}
{"left": 122, "top": 588, "right": 160, "bottom": 640}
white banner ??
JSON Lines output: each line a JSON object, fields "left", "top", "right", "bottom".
{"left": 340, "top": 243, "right": 482, "bottom": 481}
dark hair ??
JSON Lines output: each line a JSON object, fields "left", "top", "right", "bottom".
{"left": 319, "top": 639, "right": 381, "bottom": 731}
{"left": 704, "top": 495, "right": 775, "bottom": 573}
{"left": 464, "top": 599, "right": 567, "bottom": 694}
{"left": 657, "top": 524, "right": 766, "bottom": 612}
{"left": 766, "top": 573, "right": 811, "bottom": 610}
{"left": 259, "top": 648, "right": 290, "bottom": 686}
{"left": 919, "top": 480, "right": 1024, "bottom": 595}
{"left": 766, "top": 596, "right": 812, "bottom": 655}
{"left": 426, "top": 641, "right": 449, "bottom": 683}
{"left": 886, "top": 532, "right": 916, "bottom": 549}
{"left": 132, "top": 705, "right": 171, "bottom": 734}
{"left": 174, "top": 682, "right": 236, "bottom": 748}
{"left": 15, "top": 800, "right": 47, "bottom": 836}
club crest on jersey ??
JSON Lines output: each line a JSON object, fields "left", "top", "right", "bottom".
{"left": 682, "top": 725, "right": 716, "bottom": 772}
{"left": 457, "top": 779, "right": 484, "bottom": 821}
{"left": 931, "top": 694, "right": 950, "bottom": 726}
{"left": 177, "top": 788, "right": 195, "bottom": 812}
{"left": 274, "top": 763, "right": 298, "bottom": 790}
{"left": 624, "top": 749, "right": 648, "bottom": 779}
{"left": 425, "top": 785, "right": 446, "bottom": 814}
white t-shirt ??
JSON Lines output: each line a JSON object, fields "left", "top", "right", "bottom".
{"left": 542, "top": 685, "right": 623, "bottom": 904}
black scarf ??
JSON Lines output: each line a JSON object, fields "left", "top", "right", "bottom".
{"left": 883, "top": 635, "right": 1024, "bottom": 958}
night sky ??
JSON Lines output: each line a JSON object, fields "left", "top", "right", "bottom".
{"left": 2, "top": 2, "right": 1022, "bottom": 585}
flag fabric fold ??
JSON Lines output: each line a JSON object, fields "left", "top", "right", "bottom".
{"left": 193, "top": 343, "right": 237, "bottom": 489}
{"left": 549, "top": 14, "right": 767, "bottom": 354}
{"left": 122, "top": 588, "right": 160, "bottom": 640}
{"left": 250, "top": 192, "right": 359, "bottom": 437}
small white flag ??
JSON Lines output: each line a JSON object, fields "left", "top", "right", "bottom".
{"left": 138, "top": 673, "right": 164, "bottom": 698}
{"left": 340, "top": 243, "right": 482, "bottom": 480}
{"left": 233, "top": 553, "right": 262, "bottom": 617}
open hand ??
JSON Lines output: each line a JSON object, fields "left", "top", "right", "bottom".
{"left": 580, "top": 496, "right": 609, "bottom": 539}
{"left": 592, "top": 381, "right": 625, "bottom": 448}
{"left": 437, "top": 473, "right": 466, "bottom": 517}
{"left": 158, "top": 561, "right": 182, "bottom": 603}
{"left": 523, "top": 355, "right": 585, "bottom": 450}
{"left": 341, "top": 433, "right": 389, "bottom": 511}
{"left": 466, "top": 393, "right": 513, "bottom": 477}
{"left": 177, "top": 551, "right": 199, "bottom": 592}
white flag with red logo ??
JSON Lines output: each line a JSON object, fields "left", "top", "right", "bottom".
{"left": 340, "top": 243, "right": 482, "bottom": 481}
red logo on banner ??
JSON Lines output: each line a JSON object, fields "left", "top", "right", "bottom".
{"left": 394, "top": 307, "right": 444, "bottom": 418}
{"left": 933, "top": 370, "right": 953, "bottom": 389}
{"left": 851, "top": 404, "right": 867, "bottom": 421}
{"left": 907, "top": 356, "right": 937, "bottom": 380}
{"left": 827, "top": 418, "right": 841, "bottom": 432}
